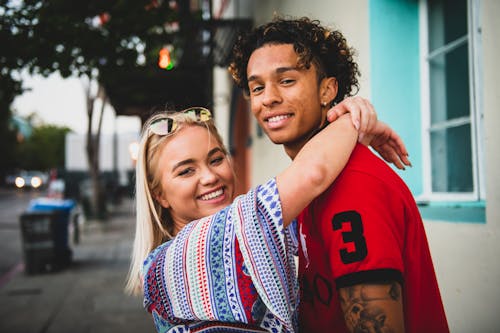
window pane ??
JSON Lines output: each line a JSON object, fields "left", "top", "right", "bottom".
{"left": 428, "top": 0, "right": 467, "bottom": 52}
{"left": 431, "top": 124, "right": 473, "bottom": 192}
{"left": 429, "top": 43, "right": 470, "bottom": 124}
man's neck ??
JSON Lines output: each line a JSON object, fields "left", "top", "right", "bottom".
{"left": 284, "top": 141, "right": 307, "bottom": 160}
{"left": 285, "top": 120, "right": 329, "bottom": 160}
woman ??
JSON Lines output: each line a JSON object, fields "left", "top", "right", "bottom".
{"left": 126, "top": 106, "right": 409, "bottom": 332}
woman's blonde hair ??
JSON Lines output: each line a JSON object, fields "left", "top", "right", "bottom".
{"left": 125, "top": 109, "right": 228, "bottom": 295}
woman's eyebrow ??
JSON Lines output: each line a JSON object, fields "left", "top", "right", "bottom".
{"left": 172, "top": 159, "right": 194, "bottom": 172}
{"left": 207, "top": 147, "right": 224, "bottom": 157}
{"left": 171, "top": 148, "right": 223, "bottom": 172}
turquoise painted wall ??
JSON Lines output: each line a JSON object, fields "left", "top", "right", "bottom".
{"left": 369, "top": 0, "right": 422, "bottom": 195}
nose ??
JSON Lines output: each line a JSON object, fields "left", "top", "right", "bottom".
{"left": 199, "top": 167, "right": 218, "bottom": 186}
{"left": 262, "top": 84, "right": 282, "bottom": 107}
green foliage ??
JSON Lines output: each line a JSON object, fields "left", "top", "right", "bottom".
{"left": 1, "top": 0, "right": 179, "bottom": 79}
{"left": 0, "top": 73, "right": 24, "bottom": 178}
{"left": 0, "top": 0, "right": 180, "bottom": 179}
{"left": 16, "top": 124, "right": 71, "bottom": 171}
{"left": 1, "top": 0, "right": 219, "bottom": 185}
{"left": 0, "top": 109, "right": 19, "bottom": 176}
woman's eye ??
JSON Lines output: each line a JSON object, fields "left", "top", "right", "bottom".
{"left": 178, "top": 168, "right": 194, "bottom": 176}
{"left": 210, "top": 157, "right": 224, "bottom": 165}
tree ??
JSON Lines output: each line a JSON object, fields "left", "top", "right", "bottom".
{"left": 16, "top": 122, "right": 71, "bottom": 171}
{"left": 0, "top": 74, "right": 22, "bottom": 183}
{"left": 1, "top": 0, "right": 183, "bottom": 219}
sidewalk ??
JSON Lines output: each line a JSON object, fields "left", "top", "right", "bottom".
{"left": 0, "top": 197, "right": 155, "bottom": 333}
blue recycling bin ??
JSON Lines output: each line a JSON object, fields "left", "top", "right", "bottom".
{"left": 20, "top": 198, "right": 76, "bottom": 274}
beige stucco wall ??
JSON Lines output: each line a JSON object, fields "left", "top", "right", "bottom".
{"left": 423, "top": 1, "right": 500, "bottom": 331}
{"left": 482, "top": 0, "right": 500, "bottom": 229}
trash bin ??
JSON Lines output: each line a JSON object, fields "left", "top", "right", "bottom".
{"left": 19, "top": 198, "right": 76, "bottom": 274}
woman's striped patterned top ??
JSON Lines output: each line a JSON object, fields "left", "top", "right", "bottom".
{"left": 143, "top": 178, "right": 299, "bottom": 332}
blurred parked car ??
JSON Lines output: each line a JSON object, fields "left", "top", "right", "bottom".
{"left": 5, "top": 170, "right": 49, "bottom": 189}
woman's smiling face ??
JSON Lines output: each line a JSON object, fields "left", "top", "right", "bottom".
{"left": 154, "top": 125, "right": 235, "bottom": 234}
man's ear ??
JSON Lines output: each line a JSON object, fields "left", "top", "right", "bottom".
{"left": 320, "top": 77, "right": 338, "bottom": 105}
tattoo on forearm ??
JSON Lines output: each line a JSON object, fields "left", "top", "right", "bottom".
{"left": 339, "top": 282, "right": 401, "bottom": 333}
{"left": 388, "top": 282, "right": 400, "bottom": 301}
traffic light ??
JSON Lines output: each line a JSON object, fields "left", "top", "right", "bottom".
{"left": 158, "top": 47, "right": 173, "bottom": 70}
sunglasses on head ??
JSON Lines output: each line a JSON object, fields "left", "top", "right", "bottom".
{"left": 148, "top": 107, "right": 212, "bottom": 136}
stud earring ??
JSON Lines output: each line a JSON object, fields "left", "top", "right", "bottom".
{"left": 321, "top": 102, "right": 327, "bottom": 107}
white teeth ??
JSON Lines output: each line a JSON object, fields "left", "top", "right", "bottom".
{"left": 267, "top": 114, "right": 290, "bottom": 123}
{"left": 200, "top": 189, "right": 224, "bottom": 201}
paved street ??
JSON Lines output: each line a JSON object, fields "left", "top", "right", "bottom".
{"left": 0, "top": 193, "right": 155, "bottom": 332}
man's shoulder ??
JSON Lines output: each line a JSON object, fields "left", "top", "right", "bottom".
{"left": 316, "top": 144, "right": 412, "bottom": 202}
{"left": 339, "top": 144, "right": 403, "bottom": 182}
{"left": 347, "top": 143, "right": 390, "bottom": 169}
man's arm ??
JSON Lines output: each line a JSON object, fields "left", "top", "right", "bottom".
{"left": 338, "top": 282, "right": 405, "bottom": 333}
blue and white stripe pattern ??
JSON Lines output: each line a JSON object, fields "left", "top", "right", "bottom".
{"left": 143, "top": 178, "right": 298, "bottom": 332}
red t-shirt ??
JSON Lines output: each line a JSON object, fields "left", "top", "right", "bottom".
{"left": 298, "top": 144, "right": 449, "bottom": 333}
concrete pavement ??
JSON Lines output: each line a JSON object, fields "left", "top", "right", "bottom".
{"left": 0, "top": 197, "right": 156, "bottom": 333}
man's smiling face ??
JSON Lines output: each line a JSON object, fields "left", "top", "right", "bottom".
{"left": 246, "top": 43, "right": 329, "bottom": 158}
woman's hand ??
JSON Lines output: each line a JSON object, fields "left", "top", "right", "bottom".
{"left": 360, "top": 121, "right": 411, "bottom": 170}
{"left": 326, "top": 96, "right": 377, "bottom": 134}
{"left": 327, "top": 97, "right": 411, "bottom": 170}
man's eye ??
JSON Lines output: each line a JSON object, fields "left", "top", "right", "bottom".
{"left": 281, "top": 79, "right": 295, "bottom": 85}
{"left": 250, "top": 85, "right": 263, "bottom": 94}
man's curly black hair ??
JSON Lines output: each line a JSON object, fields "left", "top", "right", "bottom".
{"left": 229, "top": 16, "right": 360, "bottom": 106}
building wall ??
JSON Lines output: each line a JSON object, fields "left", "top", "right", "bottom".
{"left": 428, "top": 0, "right": 499, "bottom": 331}
{"left": 369, "top": 1, "right": 499, "bottom": 331}
{"left": 369, "top": 0, "right": 423, "bottom": 194}
{"left": 65, "top": 132, "right": 138, "bottom": 172}
{"left": 482, "top": 0, "right": 500, "bottom": 226}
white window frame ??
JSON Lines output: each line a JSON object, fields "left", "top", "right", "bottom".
{"left": 418, "top": 0, "right": 484, "bottom": 202}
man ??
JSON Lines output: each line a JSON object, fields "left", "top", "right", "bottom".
{"left": 229, "top": 17, "right": 449, "bottom": 332}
